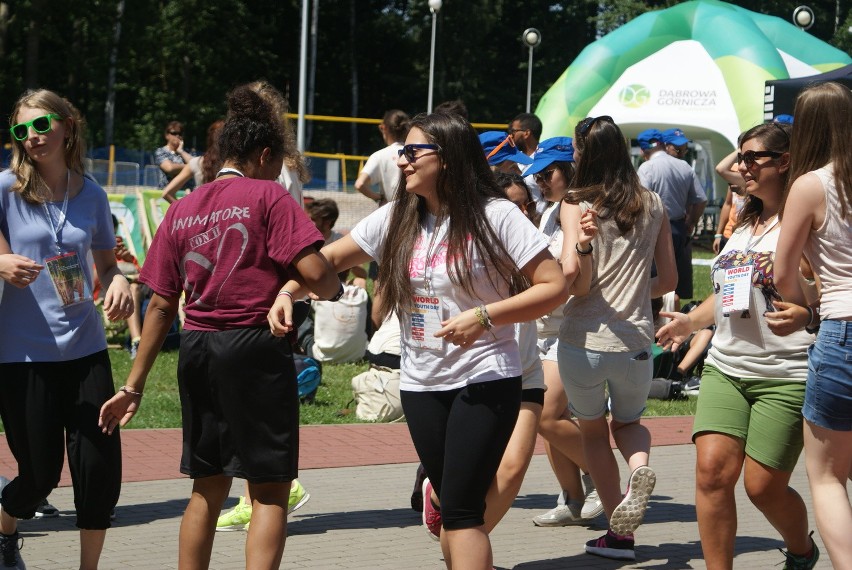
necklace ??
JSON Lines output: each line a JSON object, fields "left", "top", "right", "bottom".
{"left": 216, "top": 167, "right": 245, "bottom": 178}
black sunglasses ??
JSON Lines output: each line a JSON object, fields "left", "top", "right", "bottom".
{"left": 737, "top": 150, "right": 782, "bottom": 169}
{"left": 168, "top": 130, "right": 183, "bottom": 136}
{"left": 533, "top": 168, "right": 558, "bottom": 184}
{"left": 577, "top": 115, "right": 614, "bottom": 136}
{"left": 398, "top": 143, "right": 441, "bottom": 163}
{"left": 9, "top": 113, "right": 62, "bottom": 141}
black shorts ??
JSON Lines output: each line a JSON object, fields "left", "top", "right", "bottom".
{"left": 178, "top": 327, "right": 299, "bottom": 483}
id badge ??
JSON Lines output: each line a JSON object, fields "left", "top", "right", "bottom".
{"left": 44, "top": 251, "right": 93, "bottom": 307}
{"left": 721, "top": 264, "right": 753, "bottom": 315}
{"left": 409, "top": 291, "right": 444, "bottom": 351}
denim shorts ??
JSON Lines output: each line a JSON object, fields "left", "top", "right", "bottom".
{"left": 558, "top": 342, "right": 652, "bottom": 422}
{"left": 803, "top": 319, "right": 852, "bottom": 432}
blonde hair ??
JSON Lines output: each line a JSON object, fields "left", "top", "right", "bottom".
{"left": 9, "top": 89, "right": 86, "bottom": 205}
{"left": 247, "top": 80, "right": 311, "bottom": 184}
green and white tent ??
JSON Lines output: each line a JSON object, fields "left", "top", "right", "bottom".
{"left": 536, "top": 0, "right": 851, "bottom": 194}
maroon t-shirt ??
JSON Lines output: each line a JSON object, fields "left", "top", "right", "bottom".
{"left": 141, "top": 177, "right": 323, "bottom": 331}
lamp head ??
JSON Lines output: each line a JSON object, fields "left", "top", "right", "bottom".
{"left": 429, "top": 0, "right": 443, "bottom": 13}
{"left": 522, "top": 28, "right": 541, "bottom": 48}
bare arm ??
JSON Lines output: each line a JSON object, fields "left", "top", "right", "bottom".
{"left": 713, "top": 188, "right": 733, "bottom": 254}
{"left": 92, "top": 249, "right": 133, "bottom": 322}
{"left": 560, "top": 203, "right": 597, "bottom": 296}
{"left": 99, "top": 292, "right": 181, "bottom": 434}
{"left": 650, "top": 209, "right": 678, "bottom": 298}
{"left": 715, "top": 149, "right": 745, "bottom": 186}
{"left": 776, "top": 172, "right": 825, "bottom": 306}
{"left": 161, "top": 162, "right": 194, "bottom": 203}
{"left": 0, "top": 233, "right": 44, "bottom": 288}
{"left": 656, "top": 293, "right": 716, "bottom": 352}
{"left": 354, "top": 172, "right": 382, "bottom": 202}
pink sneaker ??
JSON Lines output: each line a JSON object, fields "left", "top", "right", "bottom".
{"left": 422, "top": 477, "right": 441, "bottom": 541}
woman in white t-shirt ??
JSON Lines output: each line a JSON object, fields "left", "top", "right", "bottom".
{"left": 355, "top": 109, "right": 410, "bottom": 205}
{"left": 658, "top": 122, "right": 819, "bottom": 569}
{"left": 271, "top": 112, "right": 568, "bottom": 570}
{"left": 775, "top": 82, "right": 852, "bottom": 569}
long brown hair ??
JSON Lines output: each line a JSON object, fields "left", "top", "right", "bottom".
{"left": 735, "top": 122, "right": 791, "bottom": 231}
{"left": 567, "top": 117, "right": 645, "bottom": 233}
{"left": 8, "top": 89, "right": 86, "bottom": 205}
{"left": 200, "top": 119, "right": 225, "bottom": 184}
{"left": 377, "top": 112, "right": 526, "bottom": 318}
{"left": 784, "top": 81, "right": 852, "bottom": 219}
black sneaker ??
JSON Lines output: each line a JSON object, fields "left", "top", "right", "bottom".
{"left": 585, "top": 530, "right": 635, "bottom": 561}
{"left": 780, "top": 532, "right": 820, "bottom": 570}
{"left": 0, "top": 531, "right": 25, "bottom": 569}
{"left": 410, "top": 463, "right": 427, "bottom": 512}
{"left": 684, "top": 376, "right": 701, "bottom": 396}
{"left": 33, "top": 498, "right": 58, "bottom": 519}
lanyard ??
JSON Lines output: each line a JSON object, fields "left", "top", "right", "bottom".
{"left": 422, "top": 216, "right": 443, "bottom": 295}
{"left": 744, "top": 215, "right": 779, "bottom": 253}
{"left": 41, "top": 169, "right": 71, "bottom": 251}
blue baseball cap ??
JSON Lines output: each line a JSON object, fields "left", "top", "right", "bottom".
{"left": 773, "top": 114, "right": 794, "bottom": 124}
{"left": 525, "top": 137, "right": 574, "bottom": 177}
{"left": 662, "top": 128, "right": 689, "bottom": 146}
{"left": 478, "top": 131, "right": 533, "bottom": 166}
{"left": 637, "top": 129, "right": 664, "bottom": 150}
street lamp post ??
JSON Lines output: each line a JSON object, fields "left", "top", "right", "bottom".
{"left": 427, "top": 0, "right": 442, "bottom": 113}
{"left": 792, "top": 5, "right": 815, "bottom": 30}
{"left": 522, "top": 28, "right": 541, "bottom": 113}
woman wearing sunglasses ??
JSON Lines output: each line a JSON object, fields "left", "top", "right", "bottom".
{"left": 657, "top": 121, "right": 820, "bottom": 569}
{"left": 559, "top": 116, "right": 677, "bottom": 561}
{"left": 774, "top": 81, "right": 852, "bottom": 569}
{"left": 272, "top": 112, "right": 568, "bottom": 569}
{"left": 0, "top": 89, "right": 133, "bottom": 569}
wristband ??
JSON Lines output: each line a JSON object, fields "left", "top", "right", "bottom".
{"left": 328, "top": 282, "right": 345, "bottom": 302}
{"left": 575, "top": 243, "right": 593, "bottom": 256}
{"left": 474, "top": 305, "right": 493, "bottom": 330}
{"left": 120, "top": 386, "right": 143, "bottom": 398}
{"left": 805, "top": 306, "right": 821, "bottom": 335}
{"left": 714, "top": 234, "right": 723, "bottom": 239}
{"left": 277, "top": 290, "right": 294, "bottom": 299}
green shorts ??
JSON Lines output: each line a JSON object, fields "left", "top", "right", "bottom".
{"left": 692, "top": 365, "right": 805, "bottom": 472}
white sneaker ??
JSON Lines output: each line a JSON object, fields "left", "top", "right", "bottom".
{"left": 609, "top": 465, "right": 656, "bottom": 536}
{"left": 581, "top": 473, "right": 604, "bottom": 519}
{"left": 532, "top": 502, "right": 583, "bottom": 527}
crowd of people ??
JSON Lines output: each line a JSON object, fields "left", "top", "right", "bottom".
{"left": 0, "top": 80, "right": 849, "bottom": 570}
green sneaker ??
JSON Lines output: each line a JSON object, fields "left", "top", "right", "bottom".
{"left": 288, "top": 479, "right": 311, "bottom": 514}
{"left": 781, "top": 532, "right": 820, "bottom": 570}
{"left": 216, "top": 496, "right": 251, "bottom": 532}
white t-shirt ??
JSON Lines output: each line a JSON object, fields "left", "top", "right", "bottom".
{"left": 360, "top": 143, "right": 403, "bottom": 202}
{"left": 350, "top": 199, "right": 548, "bottom": 391}
{"left": 368, "top": 312, "right": 401, "bottom": 357}
{"left": 536, "top": 202, "right": 567, "bottom": 338}
{"left": 706, "top": 222, "right": 813, "bottom": 380}
{"left": 277, "top": 164, "right": 304, "bottom": 209}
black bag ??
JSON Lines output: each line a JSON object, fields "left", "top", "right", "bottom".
{"left": 648, "top": 378, "right": 686, "bottom": 400}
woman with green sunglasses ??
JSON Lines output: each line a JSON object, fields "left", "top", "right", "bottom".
{"left": 0, "top": 89, "right": 132, "bottom": 569}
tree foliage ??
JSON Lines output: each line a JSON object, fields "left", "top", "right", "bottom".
{"left": 0, "top": 0, "right": 848, "bottom": 159}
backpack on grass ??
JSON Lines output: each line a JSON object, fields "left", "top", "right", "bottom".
{"left": 294, "top": 354, "right": 321, "bottom": 403}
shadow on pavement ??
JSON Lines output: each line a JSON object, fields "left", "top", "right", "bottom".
{"left": 289, "top": 507, "right": 419, "bottom": 535}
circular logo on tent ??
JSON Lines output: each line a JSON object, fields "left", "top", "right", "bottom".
{"left": 618, "top": 85, "right": 651, "bottom": 108}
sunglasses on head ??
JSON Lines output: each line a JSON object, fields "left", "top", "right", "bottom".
{"left": 9, "top": 113, "right": 62, "bottom": 141}
{"left": 578, "top": 115, "right": 613, "bottom": 136}
{"left": 533, "top": 167, "right": 558, "bottom": 184}
{"left": 737, "top": 150, "right": 782, "bottom": 169}
{"left": 485, "top": 135, "right": 516, "bottom": 161}
{"left": 398, "top": 143, "right": 441, "bottom": 163}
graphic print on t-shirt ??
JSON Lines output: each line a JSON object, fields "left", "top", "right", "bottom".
{"left": 712, "top": 249, "right": 779, "bottom": 317}
{"left": 181, "top": 220, "right": 249, "bottom": 309}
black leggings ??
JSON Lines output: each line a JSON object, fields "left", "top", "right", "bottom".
{"left": 401, "top": 377, "right": 521, "bottom": 530}
{"left": 0, "top": 351, "right": 121, "bottom": 529}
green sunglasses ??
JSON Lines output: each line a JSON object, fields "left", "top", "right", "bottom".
{"left": 9, "top": 113, "right": 62, "bottom": 141}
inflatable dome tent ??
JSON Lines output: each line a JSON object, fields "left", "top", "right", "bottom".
{"left": 535, "top": 0, "right": 851, "bottom": 199}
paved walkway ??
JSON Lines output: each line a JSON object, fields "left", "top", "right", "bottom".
{"left": 1, "top": 417, "right": 831, "bottom": 569}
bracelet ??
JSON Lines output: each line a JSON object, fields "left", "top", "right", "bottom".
{"left": 328, "top": 282, "right": 345, "bottom": 302}
{"left": 714, "top": 233, "right": 723, "bottom": 239}
{"left": 474, "top": 305, "right": 493, "bottom": 330}
{"left": 120, "top": 386, "right": 143, "bottom": 398}
{"left": 277, "top": 290, "right": 294, "bottom": 299}
{"left": 575, "top": 243, "right": 593, "bottom": 256}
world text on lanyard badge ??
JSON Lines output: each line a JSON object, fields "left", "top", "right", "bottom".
{"left": 42, "top": 183, "right": 93, "bottom": 307}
